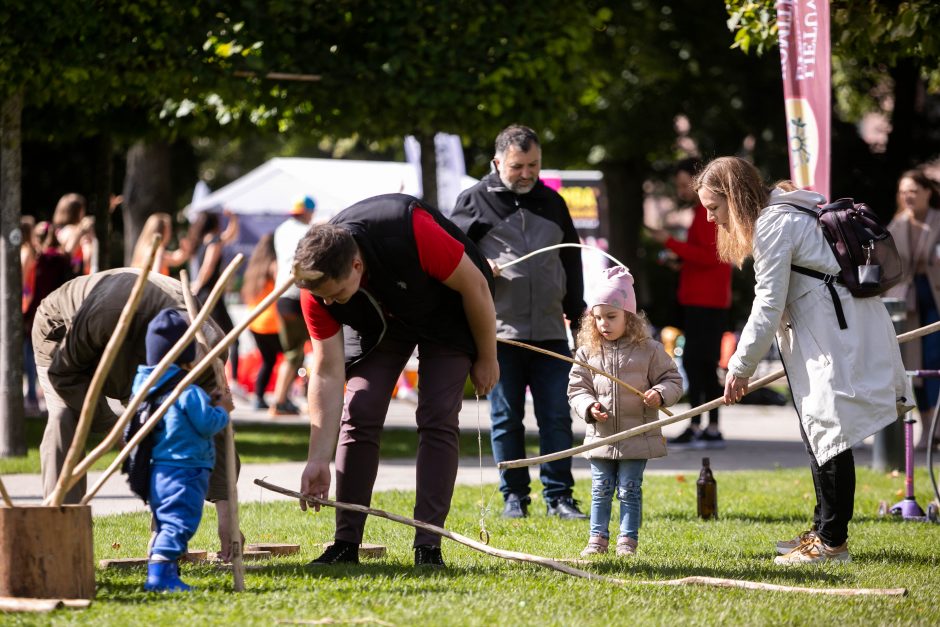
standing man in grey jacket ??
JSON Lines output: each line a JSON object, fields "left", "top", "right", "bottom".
{"left": 451, "top": 125, "right": 587, "bottom": 519}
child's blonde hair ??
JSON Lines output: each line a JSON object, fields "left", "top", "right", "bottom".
{"left": 576, "top": 308, "right": 650, "bottom": 354}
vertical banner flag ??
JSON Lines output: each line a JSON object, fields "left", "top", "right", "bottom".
{"left": 776, "top": 0, "right": 831, "bottom": 200}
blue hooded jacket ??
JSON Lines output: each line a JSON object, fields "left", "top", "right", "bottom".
{"left": 131, "top": 364, "right": 229, "bottom": 469}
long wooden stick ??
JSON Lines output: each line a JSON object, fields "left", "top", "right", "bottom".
{"left": 0, "top": 477, "right": 13, "bottom": 507}
{"left": 45, "top": 237, "right": 161, "bottom": 506}
{"left": 498, "top": 338, "right": 673, "bottom": 417}
{"left": 180, "top": 270, "right": 245, "bottom": 593}
{"left": 254, "top": 479, "right": 906, "bottom": 597}
{"left": 81, "top": 272, "right": 297, "bottom": 504}
{"left": 500, "top": 314, "right": 940, "bottom": 470}
{"left": 64, "top": 255, "right": 244, "bottom": 491}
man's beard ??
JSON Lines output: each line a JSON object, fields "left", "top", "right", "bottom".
{"left": 501, "top": 175, "right": 536, "bottom": 194}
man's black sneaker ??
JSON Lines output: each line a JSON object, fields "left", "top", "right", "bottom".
{"left": 668, "top": 426, "right": 701, "bottom": 447}
{"left": 502, "top": 493, "right": 530, "bottom": 519}
{"left": 308, "top": 540, "right": 359, "bottom": 566}
{"left": 546, "top": 496, "right": 588, "bottom": 520}
{"left": 414, "top": 545, "right": 446, "bottom": 567}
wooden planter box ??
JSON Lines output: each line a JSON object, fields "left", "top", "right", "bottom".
{"left": 0, "top": 505, "right": 95, "bottom": 599}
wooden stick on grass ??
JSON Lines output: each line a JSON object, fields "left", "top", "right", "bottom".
{"left": 45, "top": 236, "right": 161, "bottom": 506}
{"left": 500, "top": 315, "right": 940, "bottom": 470}
{"left": 180, "top": 270, "right": 245, "bottom": 593}
{"left": 63, "top": 255, "right": 244, "bottom": 493}
{"left": 498, "top": 338, "right": 673, "bottom": 417}
{"left": 81, "top": 272, "right": 298, "bottom": 504}
{"left": 254, "top": 478, "right": 906, "bottom": 597}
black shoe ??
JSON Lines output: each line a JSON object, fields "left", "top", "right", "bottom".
{"left": 502, "top": 493, "right": 530, "bottom": 519}
{"left": 414, "top": 545, "right": 446, "bottom": 568}
{"left": 546, "top": 496, "right": 588, "bottom": 520}
{"left": 308, "top": 540, "right": 359, "bottom": 566}
{"left": 698, "top": 429, "right": 726, "bottom": 449}
{"left": 668, "top": 426, "right": 701, "bottom": 446}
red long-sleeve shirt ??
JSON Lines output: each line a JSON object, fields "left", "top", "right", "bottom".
{"left": 664, "top": 203, "right": 732, "bottom": 309}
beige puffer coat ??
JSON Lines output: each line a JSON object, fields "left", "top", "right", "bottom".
{"left": 568, "top": 336, "right": 683, "bottom": 460}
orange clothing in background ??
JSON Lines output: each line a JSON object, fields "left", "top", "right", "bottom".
{"left": 248, "top": 280, "right": 280, "bottom": 335}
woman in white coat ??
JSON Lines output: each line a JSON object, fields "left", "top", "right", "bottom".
{"left": 696, "top": 157, "right": 907, "bottom": 565}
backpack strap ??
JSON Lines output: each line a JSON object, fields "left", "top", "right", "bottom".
{"left": 791, "top": 265, "right": 848, "bottom": 330}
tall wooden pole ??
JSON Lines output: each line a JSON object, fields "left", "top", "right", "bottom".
{"left": 0, "top": 90, "right": 26, "bottom": 458}
{"left": 179, "top": 270, "right": 244, "bottom": 591}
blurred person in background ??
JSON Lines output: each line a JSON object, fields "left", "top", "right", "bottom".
{"left": 647, "top": 158, "right": 732, "bottom": 448}
{"left": 131, "top": 212, "right": 192, "bottom": 276}
{"left": 240, "top": 234, "right": 282, "bottom": 410}
{"left": 187, "top": 210, "right": 241, "bottom": 393}
{"left": 886, "top": 168, "right": 940, "bottom": 450}
{"left": 271, "top": 196, "right": 316, "bottom": 416}
{"left": 52, "top": 193, "right": 96, "bottom": 275}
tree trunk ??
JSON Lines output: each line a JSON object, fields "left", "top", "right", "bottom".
{"left": 600, "top": 158, "right": 644, "bottom": 287}
{"left": 0, "top": 90, "right": 26, "bottom": 458}
{"left": 91, "top": 133, "right": 113, "bottom": 271}
{"left": 418, "top": 132, "right": 439, "bottom": 209}
{"left": 121, "top": 141, "right": 172, "bottom": 265}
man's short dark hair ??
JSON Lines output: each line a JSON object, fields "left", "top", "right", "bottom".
{"left": 495, "top": 125, "right": 540, "bottom": 157}
{"left": 675, "top": 157, "right": 703, "bottom": 178}
{"left": 293, "top": 224, "right": 358, "bottom": 290}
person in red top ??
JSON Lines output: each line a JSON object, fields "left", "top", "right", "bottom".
{"left": 294, "top": 194, "right": 498, "bottom": 569}
{"left": 647, "top": 158, "right": 733, "bottom": 448}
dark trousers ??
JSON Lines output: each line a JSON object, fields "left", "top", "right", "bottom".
{"left": 682, "top": 306, "right": 727, "bottom": 427}
{"left": 334, "top": 336, "right": 470, "bottom": 548}
{"left": 488, "top": 340, "right": 574, "bottom": 500}
{"left": 799, "top": 422, "right": 855, "bottom": 547}
{"left": 251, "top": 331, "right": 282, "bottom": 400}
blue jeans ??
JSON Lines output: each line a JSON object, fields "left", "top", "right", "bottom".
{"left": 589, "top": 459, "right": 647, "bottom": 541}
{"left": 490, "top": 340, "right": 574, "bottom": 501}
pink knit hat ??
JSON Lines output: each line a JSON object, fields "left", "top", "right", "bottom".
{"left": 589, "top": 266, "right": 636, "bottom": 314}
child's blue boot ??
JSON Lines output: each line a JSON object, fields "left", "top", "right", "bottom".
{"left": 144, "top": 560, "right": 192, "bottom": 592}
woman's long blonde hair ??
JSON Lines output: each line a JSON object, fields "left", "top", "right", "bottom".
{"left": 131, "top": 213, "right": 172, "bottom": 269}
{"left": 694, "top": 157, "right": 768, "bottom": 267}
{"left": 576, "top": 308, "right": 650, "bottom": 354}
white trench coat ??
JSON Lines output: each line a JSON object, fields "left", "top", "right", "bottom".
{"left": 727, "top": 188, "right": 908, "bottom": 465}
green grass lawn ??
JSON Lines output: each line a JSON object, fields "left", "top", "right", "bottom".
{"left": 0, "top": 418, "right": 539, "bottom": 475}
{"left": 28, "top": 468, "right": 940, "bottom": 625}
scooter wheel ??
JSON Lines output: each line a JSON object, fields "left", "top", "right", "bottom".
{"left": 928, "top": 502, "right": 939, "bottom": 523}
{"left": 877, "top": 500, "right": 889, "bottom": 517}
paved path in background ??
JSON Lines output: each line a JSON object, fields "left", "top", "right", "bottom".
{"left": 4, "top": 399, "right": 900, "bottom": 517}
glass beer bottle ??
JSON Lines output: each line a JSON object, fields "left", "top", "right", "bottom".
{"left": 697, "top": 457, "right": 717, "bottom": 520}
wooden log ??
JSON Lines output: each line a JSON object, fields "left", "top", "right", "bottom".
{"left": 0, "top": 597, "right": 91, "bottom": 612}
{"left": 46, "top": 239, "right": 159, "bottom": 506}
{"left": 180, "top": 269, "right": 245, "bottom": 592}
{"left": 0, "top": 477, "right": 12, "bottom": 507}
{"left": 66, "top": 254, "right": 243, "bottom": 489}
{"left": 497, "top": 338, "right": 673, "bottom": 417}
{"left": 81, "top": 271, "right": 297, "bottom": 504}
{"left": 208, "top": 550, "right": 271, "bottom": 562}
{"left": 98, "top": 558, "right": 149, "bottom": 570}
{"left": 247, "top": 543, "right": 301, "bottom": 556}
{"left": 254, "top": 479, "right": 907, "bottom": 597}
{"left": 0, "top": 505, "right": 95, "bottom": 599}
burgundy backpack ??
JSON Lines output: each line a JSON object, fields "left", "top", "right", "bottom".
{"left": 789, "top": 198, "right": 903, "bottom": 329}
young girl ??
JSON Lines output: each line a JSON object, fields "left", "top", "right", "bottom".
{"left": 568, "top": 266, "right": 683, "bottom": 557}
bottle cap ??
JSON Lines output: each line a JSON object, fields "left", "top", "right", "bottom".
{"left": 702, "top": 457, "right": 710, "bottom": 466}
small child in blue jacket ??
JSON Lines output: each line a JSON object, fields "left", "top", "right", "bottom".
{"left": 134, "top": 308, "right": 232, "bottom": 592}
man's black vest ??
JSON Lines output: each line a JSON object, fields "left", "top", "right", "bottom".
{"left": 319, "top": 194, "right": 494, "bottom": 369}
